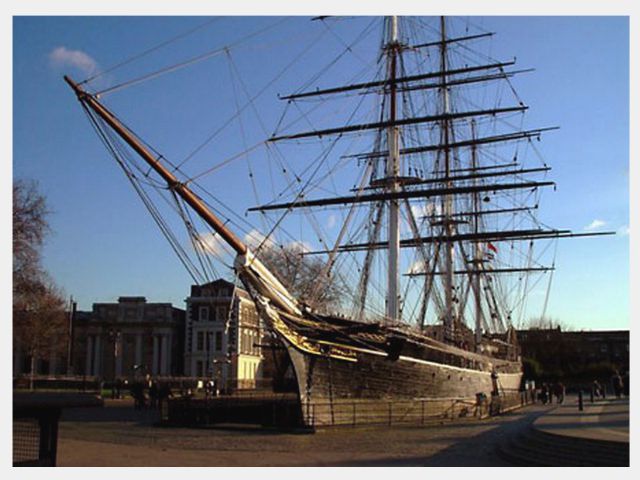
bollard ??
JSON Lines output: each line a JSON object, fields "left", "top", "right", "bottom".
{"left": 352, "top": 402, "right": 356, "bottom": 427}
{"left": 590, "top": 389, "right": 594, "bottom": 403}
{"left": 578, "top": 390, "right": 584, "bottom": 411}
{"left": 602, "top": 386, "right": 606, "bottom": 399}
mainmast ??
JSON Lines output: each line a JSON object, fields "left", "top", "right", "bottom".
{"left": 439, "top": 16, "right": 456, "bottom": 342}
{"left": 386, "top": 15, "right": 401, "bottom": 322}
{"left": 471, "top": 119, "right": 483, "bottom": 348}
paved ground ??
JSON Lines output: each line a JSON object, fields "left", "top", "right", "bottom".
{"left": 56, "top": 399, "right": 552, "bottom": 466}
{"left": 533, "top": 396, "right": 629, "bottom": 443}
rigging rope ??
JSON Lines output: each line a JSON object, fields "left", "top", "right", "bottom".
{"left": 93, "top": 17, "right": 289, "bottom": 97}
{"left": 81, "top": 17, "right": 222, "bottom": 85}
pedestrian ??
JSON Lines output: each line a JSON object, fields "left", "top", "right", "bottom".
{"left": 149, "top": 379, "right": 158, "bottom": 409}
{"left": 592, "top": 380, "right": 602, "bottom": 398}
{"left": 115, "top": 378, "right": 122, "bottom": 399}
{"left": 611, "top": 371, "right": 624, "bottom": 398}
{"left": 131, "top": 382, "right": 145, "bottom": 410}
{"left": 540, "top": 383, "right": 549, "bottom": 405}
{"left": 157, "top": 382, "right": 171, "bottom": 411}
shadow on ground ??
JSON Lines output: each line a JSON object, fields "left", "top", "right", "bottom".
{"left": 323, "top": 407, "right": 551, "bottom": 466}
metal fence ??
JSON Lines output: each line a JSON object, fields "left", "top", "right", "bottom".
{"left": 13, "top": 409, "right": 60, "bottom": 466}
{"left": 164, "top": 389, "right": 533, "bottom": 430}
{"left": 305, "top": 390, "right": 532, "bottom": 428}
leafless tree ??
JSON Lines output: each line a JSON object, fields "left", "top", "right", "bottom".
{"left": 256, "top": 243, "right": 345, "bottom": 314}
{"left": 526, "top": 316, "right": 572, "bottom": 331}
{"left": 13, "top": 180, "right": 49, "bottom": 292}
{"left": 13, "top": 180, "right": 67, "bottom": 386}
{"left": 13, "top": 280, "right": 68, "bottom": 388}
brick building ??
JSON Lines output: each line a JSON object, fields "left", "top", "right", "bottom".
{"left": 517, "top": 328, "right": 629, "bottom": 377}
{"left": 184, "top": 279, "right": 263, "bottom": 389}
{"left": 71, "top": 296, "right": 185, "bottom": 379}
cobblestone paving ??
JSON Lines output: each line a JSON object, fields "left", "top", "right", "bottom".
{"left": 57, "top": 399, "right": 551, "bottom": 466}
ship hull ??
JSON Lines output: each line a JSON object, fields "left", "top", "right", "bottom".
{"left": 283, "top": 339, "right": 522, "bottom": 427}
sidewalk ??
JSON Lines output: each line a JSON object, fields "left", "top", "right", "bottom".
{"left": 533, "top": 396, "right": 629, "bottom": 444}
{"left": 497, "top": 397, "right": 629, "bottom": 466}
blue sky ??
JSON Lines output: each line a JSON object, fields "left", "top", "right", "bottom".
{"left": 12, "top": 15, "right": 629, "bottom": 330}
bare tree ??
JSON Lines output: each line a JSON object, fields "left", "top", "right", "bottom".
{"left": 13, "top": 180, "right": 49, "bottom": 292}
{"left": 526, "top": 316, "right": 572, "bottom": 331}
{"left": 13, "top": 180, "right": 67, "bottom": 386}
{"left": 256, "top": 243, "right": 344, "bottom": 314}
{"left": 13, "top": 280, "right": 67, "bottom": 388}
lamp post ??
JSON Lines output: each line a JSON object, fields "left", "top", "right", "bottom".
{"left": 108, "top": 328, "right": 121, "bottom": 399}
{"left": 212, "top": 356, "right": 231, "bottom": 396}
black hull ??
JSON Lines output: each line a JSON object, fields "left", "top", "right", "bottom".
{"left": 283, "top": 340, "right": 522, "bottom": 427}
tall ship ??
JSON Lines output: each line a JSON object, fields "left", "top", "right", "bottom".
{"left": 65, "top": 16, "right": 609, "bottom": 426}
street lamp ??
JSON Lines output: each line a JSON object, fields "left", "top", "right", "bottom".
{"left": 108, "top": 328, "right": 121, "bottom": 399}
{"left": 212, "top": 354, "right": 232, "bottom": 396}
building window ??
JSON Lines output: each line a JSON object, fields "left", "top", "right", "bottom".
{"left": 215, "top": 331, "right": 223, "bottom": 351}
{"left": 199, "top": 306, "right": 209, "bottom": 322}
{"left": 216, "top": 306, "right": 227, "bottom": 322}
{"left": 196, "top": 360, "right": 204, "bottom": 377}
{"left": 197, "top": 332, "right": 204, "bottom": 352}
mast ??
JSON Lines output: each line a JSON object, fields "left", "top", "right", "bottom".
{"left": 386, "top": 15, "right": 401, "bottom": 322}
{"left": 439, "top": 16, "right": 456, "bottom": 342}
{"left": 471, "top": 119, "right": 483, "bottom": 349}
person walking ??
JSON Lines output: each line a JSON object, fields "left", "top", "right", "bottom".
{"left": 611, "top": 371, "right": 624, "bottom": 398}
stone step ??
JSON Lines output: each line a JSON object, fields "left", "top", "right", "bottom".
{"left": 497, "top": 427, "right": 628, "bottom": 466}
{"left": 529, "top": 429, "right": 628, "bottom": 461}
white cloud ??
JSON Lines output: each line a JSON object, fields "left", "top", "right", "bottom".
{"left": 327, "top": 214, "right": 337, "bottom": 229}
{"left": 616, "top": 224, "right": 629, "bottom": 236}
{"left": 411, "top": 201, "right": 440, "bottom": 220}
{"left": 243, "top": 229, "right": 275, "bottom": 249}
{"left": 287, "top": 240, "right": 312, "bottom": 253}
{"left": 583, "top": 219, "right": 607, "bottom": 231}
{"left": 49, "top": 46, "right": 98, "bottom": 76}
{"left": 195, "top": 232, "right": 227, "bottom": 256}
{"left": 406, "top": 260, "right": 426, "bottom": 275}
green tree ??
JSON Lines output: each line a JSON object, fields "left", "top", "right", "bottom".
{"left": 522, "top": 357, "right": 543, "bottom": 380}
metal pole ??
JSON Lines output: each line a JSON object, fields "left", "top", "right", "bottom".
{"left": 578, "top": 390, "right": 584, "bottom": 411}
{"left": 66, "top": 297, "right": 76, "bottom": 375}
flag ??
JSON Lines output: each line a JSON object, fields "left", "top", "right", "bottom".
{"left": 487, "top": 242, "right": 498, "bottom": 254}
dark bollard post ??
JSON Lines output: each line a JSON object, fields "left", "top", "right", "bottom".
{"left": 590, "top": 389, "right": 594, "bottom": 403}
{"left": 602, "top": 386, "right": 606, "bottom": 399}
{"left": 578, "top": 390, "right": 584, "bottom": 411}
{"left": 352, "top": 402, "right": 356, "bottom": 427}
